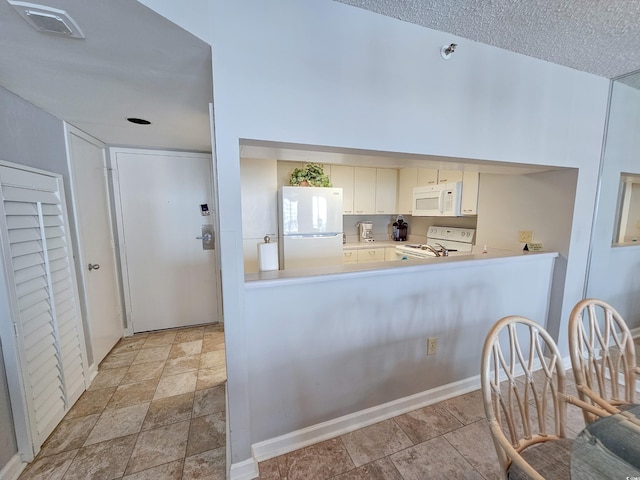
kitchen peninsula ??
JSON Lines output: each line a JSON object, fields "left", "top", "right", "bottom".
{"left": 245, "top": 247, "right": 558, "bottom": 283}
{"left": 239, "top": 150, "right": 572, "bottom": 470}
{"left": 243, "top": 240, "right": 558, "bottom": 463}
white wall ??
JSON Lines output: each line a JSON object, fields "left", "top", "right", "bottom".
{"left": 206, "top": 1, "right": 609, "bottom": 465}
{"left": 586, "top": 82, "right": 640, "bottom": 326}
{"left": 245, "top": 255, "right": 557, "bottom": 445}
{"left": 476, "top": 169, "right": 579, "bottom": 341}
{"left": 240, "top": 158, "right": 278, "bottom": 273}
{"left": 476, "top": 170, "right": 579, "bottom": 254}
{"left": 0, "top": 341, "right": 17, "bottom": 470}
{"left": 0, "top": 85, "right": 71, "bottom": 471}
{"left": 141, "top": 0, "right": 611, "bottom": 468}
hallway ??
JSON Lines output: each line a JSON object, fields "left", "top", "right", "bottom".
{"left": 18, "top": 324, "right": 227, "bottom": 479}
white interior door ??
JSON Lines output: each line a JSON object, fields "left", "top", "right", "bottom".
{"left": 112, "top": 149, "right": 220, "bottom": 333}
{"left": 66, "top": 126, "right": 123, "bottom": 366}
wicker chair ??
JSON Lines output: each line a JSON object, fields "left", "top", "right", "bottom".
{"left": 481, "top": 316, "right": 608, "bottom": 480}
{"left": 568, "top": 298, "right": 640, "bottom": 424}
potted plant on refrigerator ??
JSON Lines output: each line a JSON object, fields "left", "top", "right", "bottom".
{"left": 289, "top": 163, "right": 332, "bottom": 187}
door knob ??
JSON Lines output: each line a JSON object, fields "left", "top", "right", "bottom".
{"left": 196, "top": 233, "right": 212, "bottom": 242}
{"left": 88, "top": 263, "right": 100, "bottom": 271}
{"left": 197, "top": 225, "right": 215, "bottom": 250}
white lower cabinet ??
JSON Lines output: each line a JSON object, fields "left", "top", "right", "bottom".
{"left": 357, "top": 248, "right": 385, "bottom": 263}
{"left": 385, "top": 246, "right": 399, "bottom": 261}
{"left": 342, "top": 246, "right": 398, "bottom": 265}
{"left": 344, "top": 246, "right": 400, "bottom": 264}
{"left": 342, "top": 249, "right": 357, "bottom": 264}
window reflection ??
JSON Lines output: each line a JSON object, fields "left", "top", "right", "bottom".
{"left": 312, "top": 195, "right": 327, "bottom": 231}
{"left": 282, "top": 198, "right": 298, "bottom": 233}
{"left": 614, "top": 174, "right": 640, "bottom": 244}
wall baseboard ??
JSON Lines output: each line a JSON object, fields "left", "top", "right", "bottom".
{"left": 0, "top": 454, "right": 26, "bottom": 480}
{"left": 247, "top": 376, "right": 480, "bottom": 468}
{"left": 229, "top": 457, "right": 259, "bottom": 480}
{"left": 88, "top": 363, "right": 98, "bottom": 384}
{"left": 231, "top": 334, "right": 640, "bottom": 480}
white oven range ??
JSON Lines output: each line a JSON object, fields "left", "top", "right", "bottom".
{"left": 396, "top": 226, "right": 476, "bottom": 259}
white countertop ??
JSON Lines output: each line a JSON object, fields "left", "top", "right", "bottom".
{"left": 343, "top": 240, "right": 403, "bottom": 250}
{"left": 245, "top": 249, "right": 559, "bottom": 285}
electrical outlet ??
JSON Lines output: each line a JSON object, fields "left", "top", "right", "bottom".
{"left": 518, "top": 230, "right": 533, "bottom": 243}
{"left": 427, "top": 337, "right": 437, "bottom": 356}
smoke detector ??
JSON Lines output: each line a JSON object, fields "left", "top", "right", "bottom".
{"left": 7, "top": 1, "right": 85, "bottom": 39}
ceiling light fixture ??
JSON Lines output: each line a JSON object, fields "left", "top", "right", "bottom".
{"left": 7, "top": 1, "right": 85, "bottom": 39}
{"left": 440, "top": 43, "right": 457, "bottom": 60}
{"left": 127, "top": 118, "right": 151, "bottom": 125}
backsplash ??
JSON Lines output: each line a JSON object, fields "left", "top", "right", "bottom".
{"left": 342, "top": 214, "right": 478, "bottom": 244}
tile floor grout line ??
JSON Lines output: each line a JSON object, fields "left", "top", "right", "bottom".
{"left": 390, "top": 416, "right": 416, "bottom": 448}
{"left": 117, "top": 431, "right": 141, "bottom": 480}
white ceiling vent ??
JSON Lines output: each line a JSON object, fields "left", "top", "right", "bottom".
{"left": 7, "top": 1, "right": 85, "bottom": 38}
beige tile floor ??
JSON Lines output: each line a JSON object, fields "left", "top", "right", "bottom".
{"left": 255, "top": 376, "right": 588, "bottom": 480}
{"left": 19, "top": 324, "right": 227, "bottom": 480}
{"left": 19, "top": 328, "right": 634, "bottom": 480}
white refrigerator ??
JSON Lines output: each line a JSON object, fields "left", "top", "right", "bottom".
{"left": 279, "top": 186, "right": 344, "bottom": 270}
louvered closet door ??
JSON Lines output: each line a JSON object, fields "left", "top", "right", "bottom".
{"left": 0, "top": 164, "right": 86, "bottom": 451}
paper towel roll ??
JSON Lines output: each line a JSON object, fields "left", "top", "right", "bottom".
{"left": 258, "top": 242, "right": 279, "bottom": 271}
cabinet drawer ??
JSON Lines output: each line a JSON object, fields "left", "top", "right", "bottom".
{"left": 342, "top": 250, "right": 358, "bottom": 264}
{"left": 357, "top": 248, "right": 385, "bottom": 263}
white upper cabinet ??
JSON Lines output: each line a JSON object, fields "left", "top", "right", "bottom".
{"left": 398, "top": 168, "right": 418, "bottom": 215}
{"left": 275, "top": 161, "right": 478, "bottom": 217}
{"left": 375, "top": 168, "right": 398, "bottom": 214}
{"left": 330, "top": 165, "right": 355, "bottom": 214}
{"left": 437, "top": 169, "right": 464, "bottom": 184}
{"left": 353, "top": 166, "right": 376, "bottom": 214}
{"left": 417, "top": 168, "right": 438, "bottom": 186}
{"left": 461, "top": 171, "right": 480, "bottom": 215}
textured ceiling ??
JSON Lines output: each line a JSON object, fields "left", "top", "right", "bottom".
{"left": 0, "top": 0, "right": 213, "bottom": 151}
{"left": 2, "top": 1, "right": 640, "bottom": 155}
{"left": 336, "top": 0, "right": 640, "bottom": 82}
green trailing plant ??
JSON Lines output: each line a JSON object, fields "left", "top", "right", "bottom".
{"left": 289, "top": 163, "right": 332, "bottom": 187}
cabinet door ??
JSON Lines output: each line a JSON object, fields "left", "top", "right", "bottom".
{"left": 437, "top": 169, "right": 463, "bottom": 184}
{"left": 353, "top": 167, "right": 376, "bottom": 215}
{"left": 0, "top": 163, "right": 87, "bottom": 454}
{"left": 330, "top": 165, "right": 355, "bottom": 214}
{"left": 357, "top": 247, "right": 385, "bottom": 263}
{"left": 398, "top": 168, "right": 418, "bottom": 215}
{"left": 342, "top": 249, "right": 357, "bottom": 264}
{"left": 417, "top": 168, "right": 438, "bottom": 186}
{"left": 385, "top": 246, "right": 399, "bottom": 261}
{"left": 461, "top": 171, "right": 479, "bottom": 215}
{"left": 375, "top": 169, "right": 398, "bottom": 214}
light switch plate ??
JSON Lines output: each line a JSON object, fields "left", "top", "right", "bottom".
{"left": 518, "top": 230, "right": 533, "bottom": 243}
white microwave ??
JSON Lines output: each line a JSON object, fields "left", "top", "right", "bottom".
{"left": 412, "top": 182, "right": 462, "bottom": 216}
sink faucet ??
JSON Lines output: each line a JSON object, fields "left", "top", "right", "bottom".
{"left": 435, "top": 243, "right": 449, "bottom": 256}
{"left": 421, "top": 244, "right": 441, "bottom": 257}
